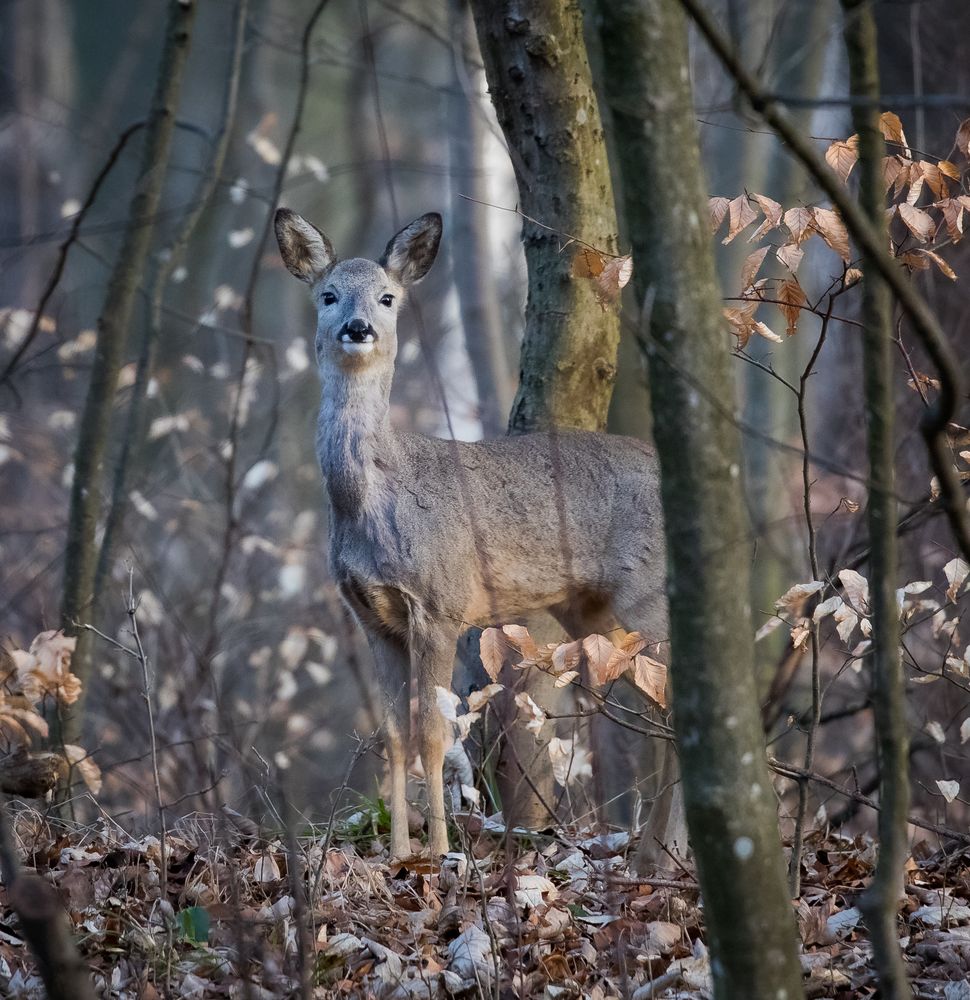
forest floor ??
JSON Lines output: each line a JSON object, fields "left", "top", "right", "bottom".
{"left": 0, "top": 806, "right": 969, "bottom": 999}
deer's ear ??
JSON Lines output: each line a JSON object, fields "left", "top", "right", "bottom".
{"left": 380, "top": 213, "right": 442, "bottom": 286}
{"left": 275, "top": 209, "right": 336, "bottom": 284}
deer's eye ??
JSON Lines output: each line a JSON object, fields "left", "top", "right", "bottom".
{"left": 322, "top": 291, "right": 337, "bottom": 305}
{"left": 379, "top": 294, "right": 394, "bottom": 308}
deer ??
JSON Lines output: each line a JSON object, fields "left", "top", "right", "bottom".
{"left": 274, "top": 208, "right": 680, "bottom": 861}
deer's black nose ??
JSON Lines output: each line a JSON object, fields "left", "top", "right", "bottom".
{"left": 342, "top": 319, "right": 375, "bottom": 343}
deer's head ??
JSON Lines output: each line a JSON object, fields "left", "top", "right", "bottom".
{"left": 275, "top": 210, "right": 442, "bottom": 371}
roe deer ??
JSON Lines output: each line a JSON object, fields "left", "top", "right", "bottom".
{"left": 275, "top": 209, "right": 677, "bottom": 859}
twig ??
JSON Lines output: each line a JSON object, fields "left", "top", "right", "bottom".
{"left": 0, "top": 121, "right": 144, "bottom": 391}
{"left": 788, "top": 296, "right": 835, "bottom": 896}
{"left": 125, "top": 566, "right": 168, "bottom": 890}
{"left": 768, "top": 757, "right": 967, "bottom": 846}
{"left": 202, "top": 0, "right": 332, "bottom": 666}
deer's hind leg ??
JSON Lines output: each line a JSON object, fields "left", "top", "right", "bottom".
{"left": 610, "top": 584, "right": 687, "bottom": 869}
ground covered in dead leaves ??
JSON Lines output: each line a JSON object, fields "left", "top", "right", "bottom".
{"left": 1, "top": 810, "right": 969, "bottom": 998}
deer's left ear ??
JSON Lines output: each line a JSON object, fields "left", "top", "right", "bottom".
{"left": 275, "top": 208, "right": 336, "bottom": 284}
{"left": 380, "top": 213, "right": 442, "bottom": 286}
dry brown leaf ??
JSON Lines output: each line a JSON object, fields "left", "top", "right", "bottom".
{"left": 582, "top": 634, "right": 617, "bottom": 685}
{"left": 915, "top": 249, "right": 957, "bottom": 280}
{"left": 709, "top": 196, "right": 730, "bottom": 235}
{"left": 595, "top": 255, "right": 633, "bottom": 303}
{"left": 908, "top": 371, "right": 941, "bottom": 394}
{"left": 898, "top": 203, "right": 936, "bottom": 242}
{"left": 810, "top": 207, "right": 851, "bottom": 261}
{"left": 723, "top": 194, "right": 758, "bottom": 244}
{"left": 776, "top": 278, "right": 807, "bottom": 336}
{"left": 466, "top": 683, "right": 504, "bottom": 712}
{"left": 883, "top": 155, "right": 908, "bottom": 193}
{"left": 900, "top": 251, "right": 931, "bottom": 272}
{"left": 749, "top": 193, "right": 783, "bottom": 241}
{"left": 631, "top": 653, "right": 667, "bottom": 708}
{"left": 551, "top": 639, "right": 583, "bottom": 676}
{"left": 956, "top": 118, "right": 970, "bottom": 159}
{"left": 571, "top": 247, "right": 605, "bottom": 279}
{"left": 935, "top": 198, "right": 965, "bottom": 242}
{"left": 791, "top": 619, "right": 811, "bottom": 650}
{"left": 62, "top": 745, "right": 102, "bottom": 795}
{"left": 723, "top": 302, "right": 758, "bottom": 349}
{"left": 775, "top": 243, "right": 804, "bottom": 274}
{"left": 784, "top": 206, "right": 814, "bottom": 245}
{"left": 844, "top": 267, "right": 863, "bottom": 288}
{"left": 774, "top": 581, "right": 824, "bottom": 615}
{"left": 938, "top": 159, "right": 961, "bottom": 180}
{"left": 480, "top": 628, "right": 507, "bottom": 681}
{"left": 740, "top": 246, "right": 770, "bottom": 290}
{"left": 825, "top": 137, "right": 858, "bottom": 183}
{"left": 879, "top": 111, "right": 909, "bottom": 154}
{"left": 918, "top": 161, "right": 951, "bottom": 199}
{"left": 502, "top": 624, "right": 539, "bottom": 661}
{"left": 753, "top": 321, "right": 782, "bottom": 343}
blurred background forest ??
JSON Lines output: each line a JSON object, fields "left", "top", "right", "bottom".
{"left": 1, "top": 0, "right": 969, "bottom": 845}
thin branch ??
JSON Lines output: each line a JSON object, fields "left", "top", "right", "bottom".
{"left": 0, "top": 121, "right": 144, "bottom": 391}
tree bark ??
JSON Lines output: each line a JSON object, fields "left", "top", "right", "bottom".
{"left": 58, "top": 0, "right": 197, "bottom": 743}
{"left": 468, "top": 0, "right": 621, "bottom": 434}
{"left": 599, "top": 0, "right": 804, "bottom": 995}
{"left": 841, "top": 3, "right": 911, "bottom": 996}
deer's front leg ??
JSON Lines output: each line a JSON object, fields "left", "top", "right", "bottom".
{"left": 412, "top": 620, "right": 460, "bottom": 858}
{"left": 365, "top": 630, "right": 411, "bottom": 859}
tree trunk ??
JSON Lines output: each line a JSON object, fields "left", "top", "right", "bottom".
{"left": 468, "top": 0, "right": 623, "bottom": 832}
{"left": 469, "top": 0, "right": 621, "bottom": 434}
{"left": 598, "top": 0, "right": 804, "bottom": 995}
{"left": 841, "top": 3, "right": 910, "bottom": 996}
{"left": 58, "top": 0, "right": 197, "bottom": 744}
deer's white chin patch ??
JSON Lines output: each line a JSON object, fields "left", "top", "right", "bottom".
{"left": 340, "top": 340, "right": 375, "bottom": 356}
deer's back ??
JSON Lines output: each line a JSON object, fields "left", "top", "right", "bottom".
{"left": 334, "top": 431, "right": 663, "bottom": 622}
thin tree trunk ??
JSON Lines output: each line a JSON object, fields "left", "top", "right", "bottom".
{"left": 841, "top": 2, "right": 911, "bottom": 996}
{"left": 448, "top": 0, "right": 513, "bottom": 437}
{"left": 58, "top": 0, "right": 197, "bottom": 744}
{"left": 599, "top": 1, "right": 804, "bottom": 995}
{"left": 469, "top": 0, "right": 621, "bottom": 434}
{"left": 94, "top": 0, "right": 247, "bottom": 599}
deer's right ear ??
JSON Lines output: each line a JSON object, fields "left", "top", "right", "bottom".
{"left": 274, "top": 209, "right": 336, "bottom": 284}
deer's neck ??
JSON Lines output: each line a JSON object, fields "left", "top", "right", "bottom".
{"left": 317, "top": 366, "right": 399, "bottom": 518}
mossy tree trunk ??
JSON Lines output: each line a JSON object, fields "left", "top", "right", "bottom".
{"left": 468, "top": 0, "right": 622, "bottom": 832}
{"left": 468, "top": 0, "right": 620, "bottom": 434}
{"left": 597, "top": 0, "right": 804, "bottom": 994}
